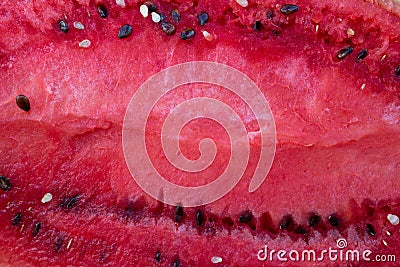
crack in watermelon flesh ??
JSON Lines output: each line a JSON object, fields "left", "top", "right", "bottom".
{"left": 0, "top": 0, "right": 400, "bottom": 266}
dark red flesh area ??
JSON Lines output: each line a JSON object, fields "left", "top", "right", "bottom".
{"left": 0, "top": 0, "right": 400, "bottom": 266}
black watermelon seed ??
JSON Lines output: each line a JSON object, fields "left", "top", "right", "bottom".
{"left": 271, "top": 30, "right": 280, "bottom": 36}
{"left": 356, "top": 49, "right": 368, "bottom": 61}
{"left": 295, "top": 226, "right": 307, "bottom": 235}
{"left": 266, "top": 10, "right": 274, "bottom": 19}
{"left": 118, "top": 24, "right": 133, "bottom": 39}
{"left": 57, "top": 20, "right": 68, "bottom": 33}
{"left": 366, "top": 224, "right": 376, "bottom": 236}
{"left": 144, "top": 1, "right": 157, "bottom": 12}
{"left": 0, "top": 176, "right": 12, "bottom": 191}
{"left": 279, "top": 214, "right": 294, "bottom": 230}
{"left": 253, "top": 21, "right": 262, "bottom": 31}
{"left": 54, "top": 237, "right": 64, "bottom": 252}
{"left": 33, "top": 222, "right": 41, "bottom": 237}
{"left": 196, "top": 209, "right": 204, "bottom": 226}
{"left": 174, "top": 206, "right": 184, "bottom": 223}
{"left": 328, "top": 214, "right": 340, "bottom": 227}
{"left": 395, "top": 65, "right": 400, "bottom": 77}
{"left": 12, "top": 212, "right": 22, "bottom": 226}
{"left": 171, "top": 9, "right": 181, "bottom": 22}
{"left": 97, "top": 5, "right": 108, "bottom": 18}
{"left": 60, "top": 195, "right": 80, "bottom": 209}
{"left": 180, "top": 28, "right": 195, "bottom": 40}
{"left": 197, "top": 12, "right": 209, "bottom": 26}
{"left": 308, "top": 214, "right": 321, "bottom": 227}
{"left": 172, "top": 259, "right": 180, "bottom": 267}
{"left": 155, "top": 251, "right": 161, "bottom": 262}
{"left": 159, "top": 13, "right": 166, "bottom": 21}
{"left": 239, "top": 210, "right": 253, "bottom": 223}
{"left": 161, "top": 22, "right": 176, "bottom": 36}
{"left": 16, "top": 95, "right": 31, "bottom": 112}
{"left": 280, "top": 4, "right": 299, "bottom": 15}
{"left": 337, "top": 46, "right": 354, "bottom": 60}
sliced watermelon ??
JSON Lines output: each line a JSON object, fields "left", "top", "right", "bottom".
{"left": 0, "top": 0, "right": 400, "bottom": 266}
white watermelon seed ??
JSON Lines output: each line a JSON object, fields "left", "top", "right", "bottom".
{"left": 361, "top": 83, "right": 366, "bottom": 90}
{"left": 347, "top": 28, "right": 355, "bottom": 36}
{"left": 116, "top": 0, "right": 126, "bottom": 8}
{"left": 381, "top": 54, "right": 387, "bottom": 61}
{"left": 211, "top": 256, "right": 222, "bottom": 264}
{"left": 236, "top": 0, "right": 248, "bottom": 8}
{"left": 140, "top": 5, "right": 149, "bottom": 18}
{"left": 73, "top": 21, "right": 85, "bottom": 30}
{"left": 382, "top": 240, "right": 388, "bottom": 246}
{"left": 386, "top": 230, "right": 391, "bottom": 236}
{"left": 67, "top": 239, "right": 73, "bottom": 249}
{"left": 41, "top": 193, "right": 53, "bottom": 203}
{"left": 387, "top": 214, "right": 399, "bottom": 225}
{"left": 315, "top": 24, "right": 319, "bottom": 33}
{"left": 151, "top": 12, "right": 161, "bottom": 23}
{"left": 79, "top": 39, "right": 91, "bottom": 48}
{"left": 202, "top": 30, "right": 214, "bottom": 41}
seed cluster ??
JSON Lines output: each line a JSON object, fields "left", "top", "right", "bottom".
{"left": 138, "top": 2, "right": 211, "bottom": 40}
{"left": 51, "top": 1, "right": 399, "bottom": 86}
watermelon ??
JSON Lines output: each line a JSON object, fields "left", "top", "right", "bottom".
{"left": 1, "top": 0, "right": 400, "bottom": 266}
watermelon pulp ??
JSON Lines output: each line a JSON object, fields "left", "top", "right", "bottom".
{"left": 0, "top": 0, "right": 400, "bottom": 266}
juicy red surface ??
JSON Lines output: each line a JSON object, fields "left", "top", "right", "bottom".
{"left": 0, "top": 0, "right": 400, "bottom": 266}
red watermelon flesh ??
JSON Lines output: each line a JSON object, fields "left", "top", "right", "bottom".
{"left": 1, "top": 0, "right": 400, "bottom": 266}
